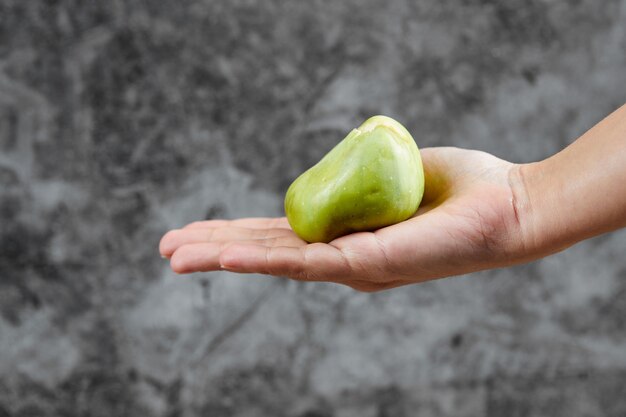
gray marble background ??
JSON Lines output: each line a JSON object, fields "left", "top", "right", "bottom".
{"left": 1, "top": 1, "right": 626, "bottom": 416}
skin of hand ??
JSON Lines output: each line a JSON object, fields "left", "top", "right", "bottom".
{"left": 515, "top": 103, "right": 626, "bottom": 257}
{"left": 160, "top": 147, "right": 529, "bottom": 292}
{"left": 159, "top": 104, "right": 626, "bottom": 292}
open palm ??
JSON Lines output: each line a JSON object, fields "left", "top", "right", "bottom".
{"left": 160, "top": 147, "right": 528, "bottom": 291}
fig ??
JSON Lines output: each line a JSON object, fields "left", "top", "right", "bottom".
{"left": 285, "top": 115, "right": 425, "bottom": 243}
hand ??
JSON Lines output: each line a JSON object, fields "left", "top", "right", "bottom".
{"left": 159, "top": 147, "right": 530, "bottom": 292}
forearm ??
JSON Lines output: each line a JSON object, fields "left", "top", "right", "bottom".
{"left": 516, "top": 103, "right": 626, "bottom": 257}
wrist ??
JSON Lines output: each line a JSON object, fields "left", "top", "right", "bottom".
{"left": 510, "top": 159, "right": 578, "bottom": 261}
{"left": 509, "top": 104, "right": 626, "bottom": 264}
{"left": 508, "top": 162, "right": 539, "bottom": 260}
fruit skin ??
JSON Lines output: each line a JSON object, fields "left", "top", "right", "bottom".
{"left": 285, "top": 115, "right": 425, "bottom": 243}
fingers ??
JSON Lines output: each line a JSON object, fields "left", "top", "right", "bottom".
{"left": 166, "top": 224, "right": 410, "bottom": 286}
{"left": 169, "top": 235, "right": 306, "bottom": 273}
{"left": 183, "top": 217, "right": 291, "bottom": 230}
{"left": 160, "top": 226, "right": 296, "bottom": 258}
{"left": 163, "top": 214, "right": 449, "bottom": 287}
{"left": 219, "top": 242, "right": 352, "bottom": 282}
{"left": 169, "top": 237, "right": 353, "bottom": 283}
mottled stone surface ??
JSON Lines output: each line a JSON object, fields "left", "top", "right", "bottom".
{"left": 1, "top": 1, "right": 626, "bottom": 415}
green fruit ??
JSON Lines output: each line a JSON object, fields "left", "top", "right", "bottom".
{"left": 285, "top": 115, "right": 425, "bottom": 243}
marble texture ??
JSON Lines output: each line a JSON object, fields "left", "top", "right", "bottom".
{"left": 1, "top": 1, "right": 626, "bottom": 415}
